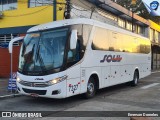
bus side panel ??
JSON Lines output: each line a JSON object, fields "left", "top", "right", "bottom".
{"left": 146, "top": 63, "right": 151, "bottom": 76}
{"left": 110, "top": 65, "right": 122, "bottom": 86}
{"left": 81, "top": 50, "right": 111, "bottom": 90}
{"left": 80, "top": 68, "right": 87, "bottom": 94}
{"left": 121, "top": 65, "right": 133, "bottom": 83}
{"left": 139, "top": 63, "right": 151, "bottom": 79}
{"left": 101, "top": 66, "right": 110, "bottom": 88}
{"left": 66, "top": 64, "right": 81, "bottom": 97}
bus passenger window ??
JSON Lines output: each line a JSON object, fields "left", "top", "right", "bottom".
{"left": 92, "top": 27, "right": 109, "bottom": 51}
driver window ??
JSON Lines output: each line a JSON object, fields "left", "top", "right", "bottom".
{"left": 67, "top": 25, "right": 82, "bottom": 66}
{"left": 67, "top": 24, "right": 92, "bottom": 67}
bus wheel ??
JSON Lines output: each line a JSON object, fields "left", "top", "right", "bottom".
{"left": 130, "top": 71, "right": 139, "bottom": 86}
{"left": 84, "top": 77, "right": 96, "bottom": 98}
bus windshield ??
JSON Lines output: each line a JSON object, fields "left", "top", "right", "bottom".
{"left": 18, "top": 28, "right": 68, "bottom": 75}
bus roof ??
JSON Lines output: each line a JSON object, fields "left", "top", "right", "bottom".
{"left": 28, "top": 18, "right": 149, "bottom": 40}
{"left": 28, "top": 18, "right": 94, "bottom": 32}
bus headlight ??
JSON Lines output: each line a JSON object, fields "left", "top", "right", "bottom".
{"left": 16, "top": 77, "right": 21, "bottom": 83}
{"left": 47, "top": 75, "right": 68, "bottom": 86}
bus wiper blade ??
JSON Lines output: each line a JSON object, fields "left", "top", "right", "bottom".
{"left": 36, "top": 45, "right": 48, "bottom": 75}
{"left": 22, "top": 44, "right": 35, "bottom": 72}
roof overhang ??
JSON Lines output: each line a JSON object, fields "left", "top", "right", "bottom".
{"left": 88, "top": 0, "right": 149, "bottom": 27}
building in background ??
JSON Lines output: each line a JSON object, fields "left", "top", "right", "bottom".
{"left": 71, "top": 0, "right": 150, "bottom": 37}
{"left": 0, "top": 0, "right": 65, "bottom": 77}
{"left": 149, "top": 20, "right": 160, "bottom": 69}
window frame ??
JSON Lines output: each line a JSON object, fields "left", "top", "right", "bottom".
{"left": 91, "top": 26, "right": 151, "bottom": 54}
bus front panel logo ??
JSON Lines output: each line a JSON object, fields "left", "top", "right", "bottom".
{"left": 100, "top": 55, "right": 122, "bottom": 63}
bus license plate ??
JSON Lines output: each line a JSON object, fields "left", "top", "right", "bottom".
{"left": 30, "top": 93, "right": 39, "bottom": 97}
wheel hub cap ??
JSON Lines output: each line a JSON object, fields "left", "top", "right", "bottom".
{"left": 88, "top": 83, "right": 94, "bottom": 94}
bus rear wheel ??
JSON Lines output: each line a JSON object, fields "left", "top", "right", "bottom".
{"left": 130, "top": 71, "right": 139, "bottom": 86}
{"left": 84, "top": 77, "right": 96, "bottom": 99}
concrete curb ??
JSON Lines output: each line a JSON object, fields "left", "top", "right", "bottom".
{"left": 151, "top": 71, "right": 160, "bottom": 74}
{"left": 0, "top": 94, "right": 22, "bottom": 99}
{"left": 130, "top": 117, "right": 152, "bottom": 120}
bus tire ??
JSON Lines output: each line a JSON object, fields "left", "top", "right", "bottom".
{"left": 130, "top": 71, "right": 139, "bottom": 86}
{"left": 84, "top": 77, "right": 96, "bottom": 99}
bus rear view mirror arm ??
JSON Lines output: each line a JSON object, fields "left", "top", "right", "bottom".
{"left": 9, "top": 37, "right": 24, "bottom": 53}
{"left": 70, "top": 30, "right": 78, "bottom": 49}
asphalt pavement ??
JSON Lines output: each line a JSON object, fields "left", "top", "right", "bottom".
{"left": 0, "top": 78, "right": 11, "bottom": 96}
{"left": 0, "top": 77, "right": 19, "bottom": 98}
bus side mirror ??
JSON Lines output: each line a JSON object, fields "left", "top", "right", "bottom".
{"left": 9, "top": 37, "right": 24, "bottom": 53}
{"left": 70, "top": 30, "right": 77, "bottom": 49}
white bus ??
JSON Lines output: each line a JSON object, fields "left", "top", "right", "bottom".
{"left": 16, "top": 18, "right": 151, "bottom": 98}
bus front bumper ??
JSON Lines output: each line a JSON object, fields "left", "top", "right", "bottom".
{"left": 17, "top": 81, "right": 67, "bottom": 99}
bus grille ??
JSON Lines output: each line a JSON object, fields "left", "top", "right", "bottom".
{"left": 22, "top": 88, "right": 46, "bottom": 95}
{"left": 20, "top": 81, "right": 48, "bottom": 87}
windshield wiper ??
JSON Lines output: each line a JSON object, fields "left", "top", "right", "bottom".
{"left": 36, "top": 45, "right": 48, "bottom": 75}
{"left": 22, "top": 44, "right": 35, "bottom": 73}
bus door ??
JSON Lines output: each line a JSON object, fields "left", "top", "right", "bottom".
{"left": 66, "top": 38, "right": 81, "bottom": 97}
